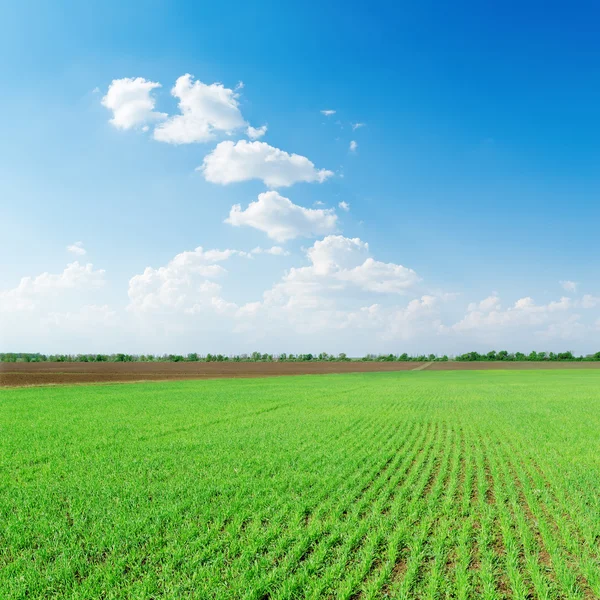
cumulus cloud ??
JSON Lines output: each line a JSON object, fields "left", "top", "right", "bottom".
{"left": 467, "top": 294, "right": 501, "bottom": 313}
{"left": 200, "top": 140, "right": 334, "bottom": 188}
{"left": 452, "top": 294, "right": 576, "bottom": 338}
{"left": 127, "top": 246, "right": 238, "bottom": 313}
{"left": 321, "top": 110, "right": 336, "bottom": 116}
{"left": 246, "top": 125, "right": 267, "bottom": 139}
{"left": 101, "top": 77, "right": 166, "bottom": 130}
{"left": 265, "top": 236, "right": 419, "bottom": 299}
{"left": 231, "top": 237, "right": 431, "bottom": 345}
{"left": 349, "top": 140, "right": 358, "bottom": 152}
{"left": 153, "top": 74, "right": 247, "bottom": 144}
{"left": 351, "top": 122, "right": 365, "bottom": 130}
{"left": 0, "top": 262, "right": 106, "bottom": 313}
{"left": 225, "top": 191, "right": 338, "bottom": 242}
{"left": 338, "top": 201, "right": 350, "bottom": 211}
{"left": 67, "top": 241, "right": 86, "bottom": 256}
{"left": 560, "top": 280, "right": 578, "bottom": 292}
{"left": 6, "top": 245, "right": 599, "bottom": 354}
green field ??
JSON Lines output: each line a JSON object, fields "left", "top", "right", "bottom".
{"left": 2, "top": 371, "right": 600, "bottom": 599}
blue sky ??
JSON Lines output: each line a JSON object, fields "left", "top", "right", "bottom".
{"left": 1, "top": 0, "right": 599, "bottom": 354}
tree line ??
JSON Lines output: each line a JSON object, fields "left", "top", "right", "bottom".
{"left": 2, "top": 350, "right": 600, "bottom": 363}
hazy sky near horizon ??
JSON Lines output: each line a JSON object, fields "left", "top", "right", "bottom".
{"left": 1, "top": 1, "right": 599, "bottom": 354}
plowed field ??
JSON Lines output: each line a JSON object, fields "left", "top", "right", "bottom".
{"left": 2, "top": 359, "right": 599, "bottom": 387}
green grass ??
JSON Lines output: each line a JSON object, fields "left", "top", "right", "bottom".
{"left": 2, "top": 370, "right": 600, "bottom": 599}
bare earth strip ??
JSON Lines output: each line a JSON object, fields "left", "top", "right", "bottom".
{"left": 1, "top": 360, "right": 600, "bottom": 387}
{"left": 411, "top": 362, "right": 434, "bottom": 371}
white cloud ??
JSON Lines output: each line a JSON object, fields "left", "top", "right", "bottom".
{"left": 153, "top": 74, "right": 247, "bottom": 144}
{"left": 200, "top": 140, "right": 334, "bottom": 188}
{"left": 225, "top": 236, "right": 425, "bottom": 345}
{"left": 67, "top": 241, "right": 86, "bottom": 256}
{"left": 336, "top": 258, "right": 420, "bottom": 294}
{"left": 267, "top": 236, "right": 419, "bottom": 298}
{"left": 560, "top": 280, "right": 578, "bottom": 292}
{"left": 349, "top": 140, "right": 358, "bottom": 152}
{"left": 246, "top": 124, "right": 267, "bottom": 139}
{"left": 127, "top": 246, "right": 237, "bottom": 314}
{"left": 225, "top": 191, "right": 338, "bottom": 242}
{"left": 338, "top": 201, "right": 350, "bottom": 212}
{"left": 452, "top": 294, "right": 576, "bottom": 336}
{"left": 250, "top": 246, "right": 290, "bottom": 256}
{"left": 0, "top": 262, "right": 106, "bottom": 313}
{"left": 101, "top": 77, "right": 166, "bottom": 130}
{"left": 232, "top": 237, "right": 429, "bottom": 344}
{"left": 321, "top": 110, "right": 336, "bottom": 116}
{"left": 351, "top": 122, "right": 365, "bottom": 130}
{"left": 581, "top": 294, "right": 600, "bottom": 309}
{"left": 467, "top": 294, "right": 501, "bottom": 313}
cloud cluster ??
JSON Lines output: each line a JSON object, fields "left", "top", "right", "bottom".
{"left": 101, "top": 74, "right": 335, "bottom": 193}
{"left": 127, "top": 246, "right": 237, "bottom": 314}
{"left": 0, "top": 262, "right": 105, "bottom": 313}
{"left": 4, "top": 246, "right": 600, "bottom": 354}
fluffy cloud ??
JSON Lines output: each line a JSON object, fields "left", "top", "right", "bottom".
{"left": 467, "top": 294, "right": 501, "bottom": 312}
{"left": 349, "top": 140, "right": 358, "bottom": 152}
{"left": 231, "top": 238, "right": 432, "bottom": 346}
{"left": 321, "top": 110, "right": 336, "bottom": 116}
{"left": 247, "top": 125, "right": 267, "bottom": 140}
{"left": 225, "top": 191, "right": 338, "bottom": 242}
{"left": 67, "top": 241, "right": 86, "bottom": 256}
{"left": 101, "top": 77, "right": 166, "bottom": 130}
{"left": 127, "top": 246, "right": 237, "bottom": 313}
{"left": 560, "top": 280, "right": 578, "bottom": 292}
{"left": 259, "top": 236, "right": 419, "bottom": 305}
{"left": 338, "top": 201, "right": 350, "bottom": 211}
{"left": 153, "top": 74, "right": 247, "bottom": 144}
{"left": 451, "top": 294, "right": 577, "bottom": 339}
{"left": 5, "top": 246, "right": 600, "bottom": 354}
{"left": 351, "top": 122, "right": 365, "bottom": 130}
{"left": 0, "top": 262, "right": 106, "bottom": 312}
{"left": 200, "top": 140, "right": 334, "bottom": 188}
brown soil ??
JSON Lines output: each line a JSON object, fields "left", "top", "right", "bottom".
{"left": 426, "top": 361, "right": 600, "bottom": 370}
{"left": 1, "top": 360, "right": 598, "bottom": 388}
